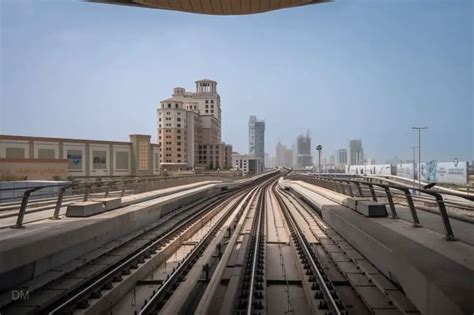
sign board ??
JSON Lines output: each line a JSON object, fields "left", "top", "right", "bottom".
{"left": 420, "top": 161, "right": 468, "bottom": 185}
{"left": 345, "top": 164, "right": 392, "bottom": 175}
{"left": 396, "top": 163, "right": 415, "bottom": 179}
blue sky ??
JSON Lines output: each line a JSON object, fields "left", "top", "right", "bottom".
{"left": 1, "top": 0, "right": 472, "bottom": 163}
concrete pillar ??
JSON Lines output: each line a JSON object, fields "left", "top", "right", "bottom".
{"left": 109, "top": 144, "right": 114, "bottom": 176}
{"left": 129, "top": 134, "right": 152, "bottom": 177}
{"left": 85, "top": 143, "right": 90, "bottom": 177}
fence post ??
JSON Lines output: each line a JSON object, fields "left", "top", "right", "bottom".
{"left": 134, "top": 180, "right": 140, "bottom": 194}
{"left": 339, "top": 182, "right": 346, "bottom": 195}
{"left": 345, "top": 181, "right": 354, "bottom": 197}
{"left": 402, "top": 189, "right": 421, "bottom": 227}
{"left": 354, "top": 182, "right": 364, "bottom": 197}
{"left": 83, "top": 186, "right": 91, "bottom": 202}
{"left": 104, "top": 185, "right": 111, "bottom": 198}
{"left": 368, "top": 183, "right": 377, "bottom": 202}
{"left": 383, "top": 186, "right": 398, "bottom": 219}
{"left": 121, "top": 181, "right": 127, "bottom": 197}
{"left": 430, "top": 192, "right": 455, "bottom": 241}
{"left": 11, "top": 188, "right": 41, "bottom": 229}
{"left": 52, "top": 185, "right": 72, "bottom": 220}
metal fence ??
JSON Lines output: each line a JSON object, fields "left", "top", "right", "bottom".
{"left": 288, "top": 174, "right": 474, "bottom": 241}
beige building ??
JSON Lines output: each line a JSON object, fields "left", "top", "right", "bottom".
{"left": 157, "top": 79, "right": 232, "bottom": 171}
{"left": 0, "top": 134, "right": 159, "bottom": 180}
{"left": 232, "top": 153, "right": 264, "bottom": 176}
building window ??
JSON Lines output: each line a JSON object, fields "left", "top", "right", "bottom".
{"left": 175, "top": 104, "right": 178, "bottom": 108}
{"left": 168, "top": 104, "right": 171, "bottom": 108}
{"left": 92, "top": 151, "right": 107, "bottom": 170}
{"left": 205, "top": 100, "right": 209, "bottom": 104}
{"left": 138, "top": 142, "right": 149, "bottom": 170}
{"left": 116, "top": 151, "right": 129, "bottom": 170}
{"left": 205, "top": 110, "right": 209, "bottom": 113}
{"left": 177, "top": 118, "right": 181, "bottom": 122}
{"left": 5, "top": 147, "right": 26, "bottom": 159}
{"left": 211, "top": 99, "right": 214, "bottom": 103}
{"left": 67, "top": 149, "right": 83, "bottom": 170}
{"left": 38, "top": 148, "right": 55, "bottom": 159}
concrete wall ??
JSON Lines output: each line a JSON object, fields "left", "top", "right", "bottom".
{"left": 0, "top": 135, "right": 160, "bottom": 179}
{"left": 0, "top": 159, "right": 68, "bottom": 180}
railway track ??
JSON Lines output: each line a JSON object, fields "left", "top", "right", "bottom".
{"left": 0, "top": 173, "right": 277, "bottom": 314}
{"left": 1, "top": 171, "right": 420, "bottom": 314}
{"left": 192, "top": 178, "right": 418, "bottom": 314}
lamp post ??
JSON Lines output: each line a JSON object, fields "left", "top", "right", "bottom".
{"left": 316, "top": 145, "right": 322, "bottom": 174}
{"left": 412, "top": 127, "right": 428, "bottom": 192}
{"left": 409, "top": 146, "right": 418, "bottom": 194}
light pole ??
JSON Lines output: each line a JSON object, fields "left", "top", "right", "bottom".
{"left": 316, "top": 145, "right": 322, "bottom": 174}
{"left": 409, "top": 146, "right": 418, "bottom": 193}
{"left": 412, "top": 127, "right": 428, "bottom": 191}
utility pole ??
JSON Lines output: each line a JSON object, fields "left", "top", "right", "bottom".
{"left": 412, "top": 127, "right": 428, "bottom": 192}
{"left": 409, "top": 146, "right": 418, "bottom": 194}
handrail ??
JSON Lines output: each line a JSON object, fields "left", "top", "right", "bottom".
{"left": 312, "top": 175, "right": 457, "bottom": 240}
{"left": 11, "top": 187, "right": 44, "bottom": 228}
{"left": 8, "top": 171, "right": 281, "bottom": 228}
{"left": 0, "top": 183, "right": 69, "bottom": 192}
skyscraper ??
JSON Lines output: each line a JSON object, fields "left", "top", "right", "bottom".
{"left": 337, "top": 149, "right": 348, "bottom": 165}
{"left": 349, "top": 139, "right": 364, "bottom": 165}
{"left": 249, "top": 115, "right": 265, "bottom": 162}
{"left": 297, "top": 131, "right": 312, "bottom": 168}
{"left": 275, "top": 142, "right": 293, "bottom": 167}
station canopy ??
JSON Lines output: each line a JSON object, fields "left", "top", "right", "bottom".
{"left": 90, "top": 0, "right": 329, "bottom": 15}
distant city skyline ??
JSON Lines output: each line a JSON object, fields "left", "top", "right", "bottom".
{"left": 1, "top": 0, "right": 472, "bottom": 163}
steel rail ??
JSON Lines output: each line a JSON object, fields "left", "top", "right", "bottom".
{"left": 47, "top": 184, "right": 252, "bottom": 315}
{"left": 140, "top": 176, "right": 278, "bottom": 314}
{"left": 273, "top": 184, "right": 342, "bottom": 315}
{"left": 246, "top": 181, "right": 266, "bottom": 315}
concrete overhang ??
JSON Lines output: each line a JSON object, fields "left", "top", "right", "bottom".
{"left": 88, "top": 0, "right": 331, "bottom": 15}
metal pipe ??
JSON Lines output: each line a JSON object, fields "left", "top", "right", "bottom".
{"left": 12, "top": 187, "right": 42, "bottom": 228}
{"left": 83, "top": 186, "right": 91, "bottom": 201}
{"left": 52, "top": 185, "right": 73, "bottom": 220}
{"left": 355, "top": 182, "right": 364, "bottom": 197}
{"left": 346, "top": 182, "right": 354, "bottom": 197}
{"left": 368, "top": 183, "right": 377, "bottom": 202}
{"left": 402, "top": 189, "right": 421, "bottom": 227}
{"left": 421, "top": 191, "right": 456, "bottom": 241}
{"left": 383, "top": 186, "right": 398, "bottom": 219}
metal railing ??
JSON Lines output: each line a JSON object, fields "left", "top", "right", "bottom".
{"left": 3, "top": 172, "right": 281, "bottom": 229}
{"left": 3, "top": 177, "right": 197, "bottom": 228}
{"left": 291, "top": 174, "right": 466, "bottom": 241}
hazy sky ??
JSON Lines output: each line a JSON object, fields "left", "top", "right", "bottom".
{"left": 1, "top": 0, "right": 472, "bottom": 163}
